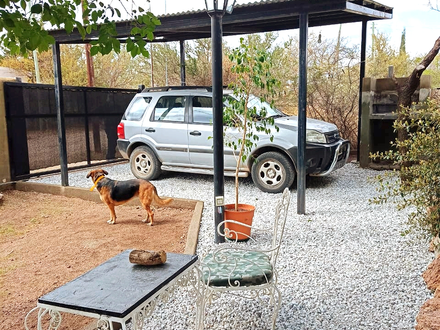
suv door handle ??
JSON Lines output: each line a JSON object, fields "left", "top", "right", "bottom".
{"left": 190, "top": 131, "right": 202, "bottom": 136}
{"left": 145, "top": 128, "right": 155, "bottom": 133}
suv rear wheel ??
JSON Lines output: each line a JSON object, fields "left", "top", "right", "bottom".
{"left": 130, "top": 146, "right": 162, "bottom": 180}
{"left": 251, "top": 151, "right": 295, "bottom": 193}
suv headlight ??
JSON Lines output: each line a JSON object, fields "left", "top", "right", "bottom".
{"left": 306, "top": 129, "right": 327, "bottom": 143}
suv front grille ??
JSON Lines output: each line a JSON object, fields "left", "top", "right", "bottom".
{"left": 325, "top": 131, "right": 341, "bottom": 144}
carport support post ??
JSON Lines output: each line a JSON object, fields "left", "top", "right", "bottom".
{"left": 179, "top": 40, "right": 186, "bottom": 86}
{"left": 297, "top": 12, "right": 308, "bottom": 215}
{"left": 357, "top": 20, "right": 367, "bottom": 161}
{"left": 52, "top": 42, "right": 69, "bottom": 186}
{"left": 211, "top": 11, "right": 225, "bottom": 243}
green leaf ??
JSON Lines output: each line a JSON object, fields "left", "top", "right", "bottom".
{"left": 102, "top": 42, "right": 112, "bottom": 55}
{"left": 9, "top": 43, "right": 19, "bottom": 55}
{"left": 130, "top": 45, "right": 139, "bottom": 57}
{"left": 126, "top": 38, "right": 134, "bottom": 52}
{"left": 140, "top": 46, "right": 149, "bottom": 57}
{"left": 90, "top": 45, "right": 99, "bottom": 56}
{"left": 77, "top": 24, "right": 86, "bottom": 38}
{"left": 30, "top": 4, "right": 42, "bottom": 13}
{"left": 142, "top": 15, "right": 151, "bottom": 25}
{"left": 27, "top": 32, "right": 41, "bottom": 51}
{"left": 91, "top": 11, "right": 98, "bottom": 22}
{"left": 131, "top": 27, "right": 141, "bottom": 35}
{"left": 42, "top": 9, "right": 51, "bottom": 21}
{"left": 112, "top": 38, "right": 120, "bottom": 53}
{"left": 65, "top": 20, "right": 73, "bottom": 34}
{"left": 3, "top": 17, "right": 14, "bottom": 27}
{"left": 44, "top": 34, "right": 55, "bottom": 45}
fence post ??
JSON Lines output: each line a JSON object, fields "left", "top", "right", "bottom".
{"left": 0, "top": 79, "right": 13, "bottom": 183}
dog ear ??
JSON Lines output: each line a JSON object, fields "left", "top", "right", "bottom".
{"left": 86, "top": 171, "right": 92, "bottom": 178}
{"left": 103, "top": 170, "right": 108, "bottom": 175}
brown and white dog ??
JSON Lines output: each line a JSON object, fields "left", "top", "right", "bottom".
{"left": 86, "top": 169, "right": 173, "bottom": 225}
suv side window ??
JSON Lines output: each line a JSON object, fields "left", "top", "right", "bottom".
{"left": 192, "top": 96, "right": 213, "bottom": 124}
{"left": 123, "top": 97, "right": 152, "bottom": 121}
{"left": 152, "top": 96, "right": 185, "bottom": 122}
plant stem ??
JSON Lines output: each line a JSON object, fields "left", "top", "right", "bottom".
{"left": 235, "top": 92, "right": 250, "bottom": 211}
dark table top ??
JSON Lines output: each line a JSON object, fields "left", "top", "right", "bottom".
{"left": 38, "top": 250, "right": 198, "bottom": 318}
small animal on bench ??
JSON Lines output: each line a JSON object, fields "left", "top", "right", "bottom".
{"left": 86, "top": 169, "right": 173, "bottom": 225}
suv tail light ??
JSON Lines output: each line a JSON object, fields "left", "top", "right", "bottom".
{"left": 117, "top": 122, "right": 125, "bottom": 139}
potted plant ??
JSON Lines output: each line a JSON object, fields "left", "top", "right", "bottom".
{"left": 222, "top": 38, "right": 280, "bottom": 240}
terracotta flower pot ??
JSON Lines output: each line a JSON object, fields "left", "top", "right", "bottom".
{"left": 224, "top": 204, "right": 255, "bottom": 241}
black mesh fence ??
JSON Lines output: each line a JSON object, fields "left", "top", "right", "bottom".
{"left": 4, "top": 82, "right": 137, "bottom": 180}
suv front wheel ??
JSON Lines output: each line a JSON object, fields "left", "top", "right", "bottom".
{"left": 130, "top": 146, "right": 162, "bottom": 180}
{"left": 251, "top": 151, "right": 295, "bottom": 193}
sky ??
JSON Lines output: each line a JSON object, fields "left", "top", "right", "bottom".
{"left": 147, "top": 0, "right": 440, "bottom": 57}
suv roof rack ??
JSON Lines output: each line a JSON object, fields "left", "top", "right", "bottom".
{"left": 142, "top": 86, "right": 214, "bottom": 93}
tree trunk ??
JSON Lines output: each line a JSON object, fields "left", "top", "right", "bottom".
{"left": 393, "top": 36, "right": 440, "bottom": 169}
{"left": 396, "top": 36, "right": 440, "bottom": 109}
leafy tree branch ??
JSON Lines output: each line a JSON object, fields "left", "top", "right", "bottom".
{"left": 0, "top": 0, "right": 160, "bottom": 57}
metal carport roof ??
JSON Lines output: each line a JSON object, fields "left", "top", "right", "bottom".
{"left": 49, "top": 0, "right": 392, "bottom": 43}
{"left": 48, "top": 0, "right": 392, "bottom": 218}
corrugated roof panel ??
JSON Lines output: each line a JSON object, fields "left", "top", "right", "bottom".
{"left": 49, "top": 0, "right": 392, "bottom": 43}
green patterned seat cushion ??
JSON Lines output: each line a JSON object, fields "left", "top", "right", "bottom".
{"left": 202, "top": 250, "right": 273, "bottom": 287}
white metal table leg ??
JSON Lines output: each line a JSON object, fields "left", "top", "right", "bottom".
{"left": 25, "top": 307, "right": 63, "bottom": 330}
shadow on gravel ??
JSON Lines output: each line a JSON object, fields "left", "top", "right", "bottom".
{"left": 305, "top": 175, "right": 338, "bottom": 189}
{"left": 152, "top": 168, "right": 338, "bottom": 191}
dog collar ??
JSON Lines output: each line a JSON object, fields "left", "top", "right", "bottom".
{"left": 90, "top": 175, "right": 105, "bottom": 191}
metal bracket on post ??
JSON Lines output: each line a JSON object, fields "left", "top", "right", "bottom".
{"left": 215, "top": 196, "right": 224, "bottom": 206}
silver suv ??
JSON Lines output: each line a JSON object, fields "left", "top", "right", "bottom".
{"left": 117, "top": 86, "right": 350, "bottom": 193}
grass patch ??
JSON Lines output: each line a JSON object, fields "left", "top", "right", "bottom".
{"left": 0, "top": 263, "right": 16, "bottom": 277}
{"left": 0, "top": 225, "right": 20, "bottom": 238}
{"left": 0, "top": 251, "right": 18, "bottom": 299}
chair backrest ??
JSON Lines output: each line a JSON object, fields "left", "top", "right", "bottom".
{"left": 214, "top": 187, "right": 291, "bottom": 263}
{"left": 269, "top": 187, "right": 291, "bottom": 268}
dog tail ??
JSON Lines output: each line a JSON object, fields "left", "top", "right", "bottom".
{"left": 152, "top": 186, "right": 173, "bottom": 206}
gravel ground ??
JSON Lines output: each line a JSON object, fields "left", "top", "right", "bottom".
{"left": 30, "top": 161, "right": 433, "bottom": 329}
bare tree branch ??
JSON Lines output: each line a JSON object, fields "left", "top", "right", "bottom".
{"left": 397, "top": 36, "right": 440, "bottom": 107}
{"left": 428, "top": 0, "right": 440, "bottom": 12}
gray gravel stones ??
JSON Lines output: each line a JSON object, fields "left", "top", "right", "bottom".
{"left": 30, "top": 161, "right": 433, "bottom": 329}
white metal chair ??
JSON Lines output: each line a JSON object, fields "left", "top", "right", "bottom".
{"left": 196, "top": 188, "right": 291, "bottom": 329}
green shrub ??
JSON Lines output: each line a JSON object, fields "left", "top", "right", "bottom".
{"left": 370, "top": 98, "right": 440, "bottom": 238}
